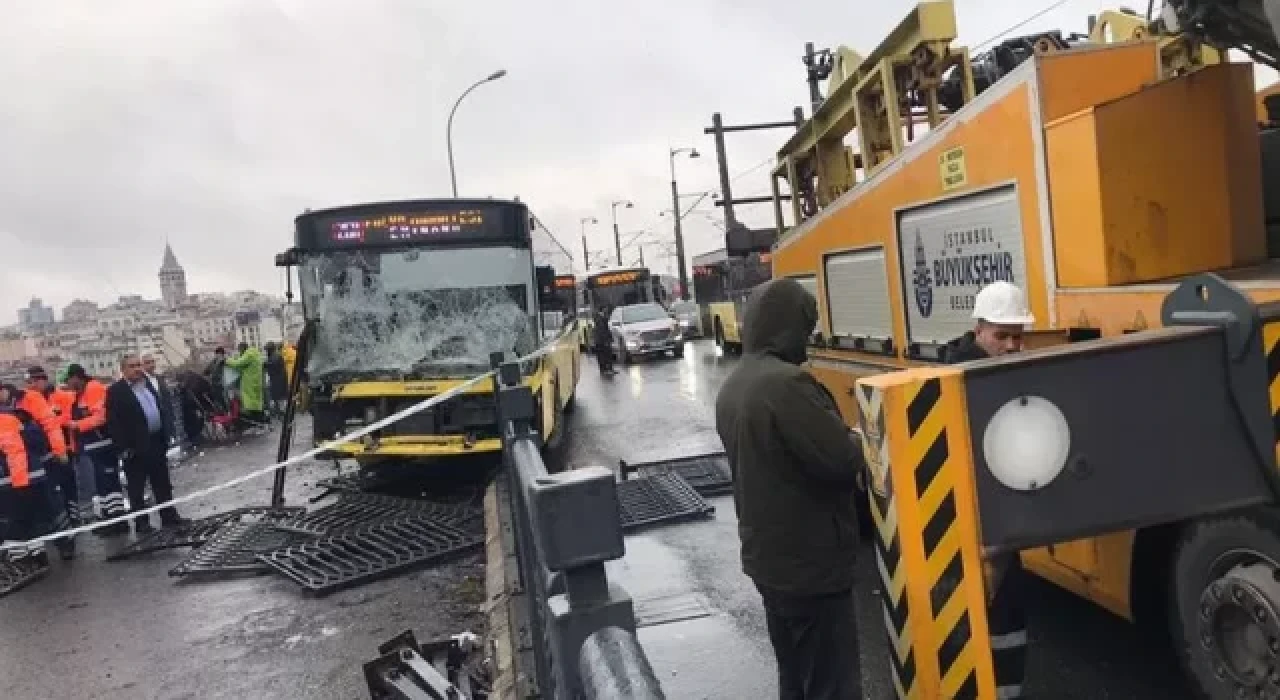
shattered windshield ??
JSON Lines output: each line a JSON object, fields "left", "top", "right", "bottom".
{"left": 299, "top": 247, "right": 537, "bottom": 380}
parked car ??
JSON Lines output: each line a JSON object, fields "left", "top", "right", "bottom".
{"left": 609, "top": 302, "right": 685, "bottom": 363}
{"left": 669, "top": 300, "right": 701, "bottom": 338}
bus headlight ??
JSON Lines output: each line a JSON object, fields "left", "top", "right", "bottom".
{"left": 981, "top": 395, "right": 1071, "bottom": 491}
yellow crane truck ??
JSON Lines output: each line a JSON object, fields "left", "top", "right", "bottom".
{"left": 758, "top": 1, "right": 1280, "bottom": 696}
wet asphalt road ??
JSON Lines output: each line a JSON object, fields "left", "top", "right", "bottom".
{"left": 0, "top": 338, "right": 1196, "bottom": 700}
{"left": 0, "top": 421, "right": 488, "bottom": 700}
{"left": 560, "top": 338, "right": 1194, "bottom": 700}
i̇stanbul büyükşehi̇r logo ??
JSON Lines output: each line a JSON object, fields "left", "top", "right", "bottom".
{"left": 912, "top": 230, "right": 933, "bottom": 318}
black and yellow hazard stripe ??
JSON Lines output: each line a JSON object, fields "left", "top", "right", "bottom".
{"left": 858, "top": 384, "right": 915, "bottom": 698}
{"left": 905, "top": 377, "right": 980, "bottom": 698}
{"left": 858, "top": 368, "right": 996, "bottom": 700}
{"left": 1264, "top": 320, "right": 1280, "bottom": 463}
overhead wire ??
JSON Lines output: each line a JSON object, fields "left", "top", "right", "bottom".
{"left": 971, "top": 0, "right": 1073, "bottom": 52}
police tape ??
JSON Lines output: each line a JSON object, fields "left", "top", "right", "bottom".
{"left": 2, "top": 340, "right": 562, "bottom": 551}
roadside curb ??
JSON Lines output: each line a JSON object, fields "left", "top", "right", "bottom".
{"left": 484, "top": 480, "right": 518, "bottom": 700}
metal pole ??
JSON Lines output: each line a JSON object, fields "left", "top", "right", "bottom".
{"left": 612, "top": 205, "right": 623, "bottom": 267}
{"left": 447, "top": 70, "right": 507, "bottom": 197}
{"left": 710, "top": 113, "right": 736, "bottom": 230}
{"left": 580, "top": 217, "right": 596, "bottom": 273}
{"left": 638, "top": 245, "right": 645, "bottom": 267}
{"left": 669, "top": 153, "right": 690, "bottom": 301}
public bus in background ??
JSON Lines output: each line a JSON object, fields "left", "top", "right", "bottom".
{"left": 691, "top": 249, "right": 772, "bottom": 353}
{"left": 276, "top": 198, "right": 582, "bottom": 468}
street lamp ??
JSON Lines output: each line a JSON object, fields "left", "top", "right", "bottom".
{"left": 610, "top": 200, "right": 634, "bottom": 266}
{"left": 447, "top": 69, "right": 508, "bottom": 197}
{"left": 669, "top": 147, "right": 700, "bottom": 299}
{"left": 579, "top": 216, "right": 598, "bottom": 272}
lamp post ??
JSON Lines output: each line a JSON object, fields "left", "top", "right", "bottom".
{"left": 610, "top": 200, "right": 634, "bottom": 266}
{"left": 447, "top": 69, "right": 508, "bottom": 197}
{"left": 579, "top": 216, "right": 598, "bottom": 272}
{"left": 669, "top": 147, "right": 700, "bottom": 299}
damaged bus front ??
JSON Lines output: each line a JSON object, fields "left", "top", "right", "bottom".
{"left": 277, "top": 199, "right": 581, "bottom": 467}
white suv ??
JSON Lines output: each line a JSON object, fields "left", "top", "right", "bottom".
{"left": 609, "top": 303, "right": 685, "bottom": 363}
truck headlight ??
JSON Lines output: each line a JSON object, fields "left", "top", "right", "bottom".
{"left": 982, "top": 395, "right": 1071, "bottom": 491}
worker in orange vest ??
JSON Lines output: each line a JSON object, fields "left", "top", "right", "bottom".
{"left": 0, "top": 388, "right": 75, "bottom": 563}
{"left": 25, "top": 366, "right": 84, "bottom": 524}
{"left": 64, "top": 364, "right": 129, "bottom": 536}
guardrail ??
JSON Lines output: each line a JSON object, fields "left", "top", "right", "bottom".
{"left": 494, "top": 359, "right": 666, "bottom": 700}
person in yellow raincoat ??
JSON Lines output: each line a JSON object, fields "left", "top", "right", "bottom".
{"left": 225, "top": 343, "right": 265, "bottom": 427}
{"left": 281, "top": 342, "right": 297, "bottom": 385}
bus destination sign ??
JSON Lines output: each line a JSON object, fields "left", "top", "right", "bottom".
{"left": 589, "top": 270, "right": 645, "bottom": 287}
{"left": 297, "top": 202, "right": 521, "bottom": 250}
{"left": 328, "top": 210, "right": 488, "bottom": 245}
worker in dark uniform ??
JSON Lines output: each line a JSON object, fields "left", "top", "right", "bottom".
{"left": 944, "top": 280, "right": 1034, "bottom": 700}
{"left": 592, "top": 305, "right": 616, "bottom": 375}
{"left": 0, "top": 389, "right": 75, "bottom": 562}
{"left": 715, "top": 278, "right": 866, "bottom": 700}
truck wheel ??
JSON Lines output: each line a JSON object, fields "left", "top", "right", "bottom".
{"left": 1170, "top": 510, "right": 1280, "bottom": 699}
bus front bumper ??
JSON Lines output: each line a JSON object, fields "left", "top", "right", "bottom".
{"left": 317, "top": 435, "right": 505, "bottom": 460}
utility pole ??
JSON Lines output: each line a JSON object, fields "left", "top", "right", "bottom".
{"left": 579, "top": 216, "right": 598, "bottom": 273}
{"left": 703, "top": 111, "right": 805, "bottom": 254}
{"left": 669, "top": 147, "right": 699, "bottom": 300}
{"left": 610, "top": 200, "right": 633, "bottom": 267}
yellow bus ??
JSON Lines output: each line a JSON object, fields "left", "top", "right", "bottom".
{"left": 692, "top": 249, "right": 772, "bottom": 354}
{"left": 278, "top": 198, "right": 581, "bottom": 468}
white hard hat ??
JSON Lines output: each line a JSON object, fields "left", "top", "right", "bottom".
{"left": 972, "top": 281, "right": 1035, "bottom": 325}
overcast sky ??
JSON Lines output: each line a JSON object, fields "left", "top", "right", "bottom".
{"left": 1, "top": 0, "right": 1260, "bottom": 323}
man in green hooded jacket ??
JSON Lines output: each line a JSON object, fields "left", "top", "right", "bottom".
{"left": 715, "top": 278, "right": 866, "bottom": 699}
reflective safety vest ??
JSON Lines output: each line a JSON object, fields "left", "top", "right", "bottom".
{"left": 70, "top": 379, "right": 112, "bottom": 453}
{"left": 0, "top": 408, "right": 48, "bottom": 489}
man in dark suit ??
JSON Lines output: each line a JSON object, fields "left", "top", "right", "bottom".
{"left": 105, "top": 354, "right": 189, "bottom": 533}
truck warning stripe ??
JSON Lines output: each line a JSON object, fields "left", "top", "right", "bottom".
{"left": 859, "top": 383, "right": 917, "bottom": 699}
{"left": 905, "top": 377, "right": 980, "bottom": 700}
{"left": 1265, "top": 321, "right": 1280, "bottom": 462}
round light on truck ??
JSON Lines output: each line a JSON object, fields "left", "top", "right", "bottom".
{"left": 981, "top": 395, "right": 1071, "bottom": 491}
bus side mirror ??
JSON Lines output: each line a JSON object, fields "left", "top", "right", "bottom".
{"left": 535, "top": 266, "right": 556, "bottom": 303}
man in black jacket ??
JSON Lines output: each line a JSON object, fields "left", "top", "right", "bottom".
{"left": 592, "top": 305, "right": 616, "bottom": 375}
{"left": 715, "top": 278, "right": 865, "bottom": 700}
{"left": 105, "top": 354, "right": 189, "bottom": 533}
{"left": 944, "top": 280, "right": 1035, "bottom": 700}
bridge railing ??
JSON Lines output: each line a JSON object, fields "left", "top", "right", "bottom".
{"left": 494, "top": 360, "right": 665, "bottom": 700}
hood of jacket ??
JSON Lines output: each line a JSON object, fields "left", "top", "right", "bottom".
{"left": 741, "top": 278, "right": 817, "bottom": 365}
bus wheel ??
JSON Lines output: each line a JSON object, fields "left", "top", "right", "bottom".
{"left": 1170, "top": 510, "right": 1280, "bottom": 699}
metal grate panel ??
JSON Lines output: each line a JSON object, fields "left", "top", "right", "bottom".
{"left": 259, "top": 514, "right": 483, "bottom": 595}
{"left": 274, "top": 493, "right": 483, "bottom": 536}
{"left": 0, "top": 555, "right": 50, "bottom": 597}
{"left": 107, "top": 507, "right": 305, "bottom": 562}
{"left": 621, "top": 453, "right": 733, "bottom": 497}
{"left": 169, "top": 522, "right": 317, "bottom": 577}
{"left": 616, "top": 473, "right": 715, "bottom": 531}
